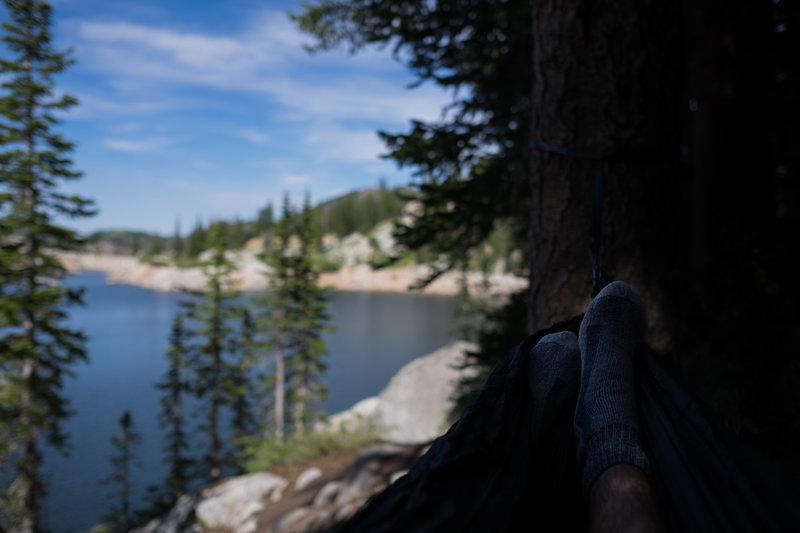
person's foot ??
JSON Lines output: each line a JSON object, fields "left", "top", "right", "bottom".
{"left": 574, "top": 281, "right": 649, "bottom": 493}
{"left": 529, "top": 331, "right": 580, "bottom": 436}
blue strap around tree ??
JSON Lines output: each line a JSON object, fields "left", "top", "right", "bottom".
{"left": 530, "top": 140, "right": 610, "bottom": 296}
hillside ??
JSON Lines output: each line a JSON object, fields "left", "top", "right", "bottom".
{"left": 74, "top": 186, "right": 527, "bottom": 294}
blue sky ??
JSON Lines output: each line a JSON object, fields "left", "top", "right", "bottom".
{"left": 32, "top": 0, "right": 451, "bottom": 235}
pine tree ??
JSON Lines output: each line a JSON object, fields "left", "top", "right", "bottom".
{"left": 155, "top": 313, "right": 192, "bottom": 501}
{"left": 99, "top": 411, "right": 142, "bottom": 533}
{"left": 256, "top": 203, "right": 273, "bottom": 239}
{"left": 171, "top": 219, "right": 183, "bottom": 258}
{"left": 251, "top": 194, "right": 295, "bottom": 441}
{"left": 288, "top": 192, "right": 331, "bottom": 436}
{"left": 0, "top": 1, "right": 95, "bottom": 530}
{"left": 146, "top": 235, "right": 163, "bottom": 257}
{"left": 131, "top": 234, "right": 141, "bottom": 255}
{"left": 184, "top": 223, "right": 241, "bottom": 480}
{"left": 228, "top": 217, "right": 245, "bottom": 250}
{"left": 226, "top": 306, "right": 256, "bottom": 462}
{"left": 185, "top": 218, "right": 206, "bottom": 258}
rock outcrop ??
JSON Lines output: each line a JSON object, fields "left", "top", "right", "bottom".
{"left": 322, "top": 341, "right": 477, "bottom": 443}
{"left": 133, "top": 341, "right": 478, "bottom": 533}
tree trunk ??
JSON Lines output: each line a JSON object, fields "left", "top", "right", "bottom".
{"left": 528, "top": 0, "right": 800, "bottom": 485}
{"left": 274, "top": 344, "right": 285, "bottom": 442}
{"left": 293, "top": 384, "right": 307, "bottom": 438}
{"left": 528, "top": 0, "right": 684, "bottom": 350}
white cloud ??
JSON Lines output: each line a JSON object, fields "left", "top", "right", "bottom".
{"left": 103, "top": 136, "right": 177, "bottom": 152}
{"left": 305, "top": 125, "right": 386, "bottom": 163}
{"left": 68, "top": 92, "right": 182, "bottom": 118}
{"left": 234, "top": 128, "right": 270, "bottom": 144}
{"left": 69, "top": 11, "right": 451, "bottom": 125}
{"left": 282, "top": 173, "right": 312, "bottom": 185}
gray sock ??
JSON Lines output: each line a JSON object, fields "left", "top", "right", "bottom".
{"left": 529, "top": 331, "right": 580, "bottom": 436}
{"left": 574, "top": 281, "right": 650, "bottom": 493}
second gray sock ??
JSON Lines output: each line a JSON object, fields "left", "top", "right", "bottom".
{"left": 574, "top": 281, "right": 650, "bottom": 493}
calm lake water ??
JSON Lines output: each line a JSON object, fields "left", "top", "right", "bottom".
{"left": 41, "top": 271, "right": 455, "bottom": 533}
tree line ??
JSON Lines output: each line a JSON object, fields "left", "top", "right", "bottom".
{"left": 87, "top": 181, "right": 407, "bottom": 261}
{"left": 0, "top": 1, "right": 333, "bottom": 529}
{"left": 99, "top": 193, "right": 332, "bottom": 531}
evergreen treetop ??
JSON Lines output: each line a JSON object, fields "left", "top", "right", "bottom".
{"left": 0, "top": 1, "right": 94, "bottom": 529}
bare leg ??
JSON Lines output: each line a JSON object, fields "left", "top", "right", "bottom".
{"left": 588, "top": 464, "right": 666, "bottom": 533}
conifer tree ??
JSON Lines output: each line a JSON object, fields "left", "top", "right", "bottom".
{"left": 185, "top": 218, "right": 206, "bottom": 258}
{"left": 155, "top": 313, "right": 192, "bottom": 500}
{"left": 226, "top": 306, "right": 256, "bottom": 459}
{"left": 146, "top": 235, "right": 163, "bottom": 257}
{"left": 99, "top": 411, "right": 142, "bottom": 533}
{"left": 131, "top": 234, "right": 141, "bottom": 255}
{"left": 228, "top": 217, "right": 245, "bottom": 250}
{"left": 0, "top": 1, "right": 94, "bottom": 530}
{"left": 256, "top": 203, "right": 273, "bottom": 239}
{"left": 289, "top": 193, "right": 331, "bottom": 436}
{"left": 184, "top": 223, "right": 241, "bottom": 480}
{"left": 251, "top": 194, "right": 295, "bottom": 441}
{"left": 171, "top": 219, "right": 183, "bottom": 258}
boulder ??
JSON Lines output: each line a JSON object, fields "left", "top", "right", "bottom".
{"left": 320, "top": 341, "right": 476, "bottom": 444}
{"left": 375, "top": 341, "right": 476, "bottom": 443}
{"left": 295, "top": 467, "right": 323, "bottom": 491}
{"left": 129, "top": 492, "right": 200, "bottom": 533}
{"left": 195, "top": 472, "right": 287, "bottom": 530}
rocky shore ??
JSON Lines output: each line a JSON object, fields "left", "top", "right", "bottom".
{"left": 58, "top": 251, "right": 527, "bottom": 296}
{"left": 131, "top": 341, "right": 477, "bottom": 533}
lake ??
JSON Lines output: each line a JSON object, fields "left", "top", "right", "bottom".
{"left": 41, "top": 271, "right": 456, "bottom": 533}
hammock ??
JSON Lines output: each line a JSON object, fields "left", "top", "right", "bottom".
{"left": 340, "top": 316, "right": 800, "bottom": 532}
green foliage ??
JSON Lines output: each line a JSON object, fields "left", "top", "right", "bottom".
{"left": 315, "top": 183, "right": 405, "bottom": 237}
{"left": 227, "top": 217, "right": 246, "bottom": 250}
{"left": 251, "top": 194, "right": 296, "bottom": 441}
{"left": 182, "top": 222, "right": 244, "bottom": 481}
{"left": 448, "top": 289, "right": 529, "bottom": 419}
{"left": 256, "top": 203, "right": 274, "bottom": 237}
{"left": 240, "top": 422, "right": 380, "bottom": 474}
{"left": 85, "top": 230, "right": 151, "bottom": 255}
{"left": 289, "top": 193, "right": 333, "bottom": 435}
{"left": 225, "top": 306, "right": 257, "bottom": 467}
{"left": 98, "top": 411, "right": 142, "bottom": 533}
{"left": 185, "top": 218, "right": 206, "bottom": 258}
{"left": 294, "top": 0, "right": 531, "bottom": 283}
{"left": 0, "top": 0, "right": 95, "bottom": 529}
{"left": 171, "top": 220, "right": 183, "bottom": 257}
{"left": 250, "top": 192, "right": 333, "bottom": 442}
{"left": 154, "top": 313, "right": 193, "bottom": 501}
{"left": 311, "top": 248, "right": 344, "bottom": 272}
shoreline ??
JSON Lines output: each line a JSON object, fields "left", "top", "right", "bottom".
{"left": 57, "top": 251, "right": 527, "bottom": 297}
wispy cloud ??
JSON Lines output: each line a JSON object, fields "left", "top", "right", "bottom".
{"left": 282, "top": 173, "right": 312, "bottom": 185}
{"left": 103, "top": 136, "right": 178, "bottom": 152}
{"left": 234, "top": 128, "right": 270, "bottom": 144}
{"left": 54, "top": 3, "right": 454, "bottom": 234}
{"left": 305, "top": 125, "right": 387, "bottom": 163}
{"left": 68, "top": 11, "right": 449, "bottom": 125}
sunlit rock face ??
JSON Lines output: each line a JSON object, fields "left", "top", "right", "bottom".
{"left": 319, "top": 341, "right": 477, "bottom": 443}
{"left": 130, "top": 342, "right": 476, "bottom": 533}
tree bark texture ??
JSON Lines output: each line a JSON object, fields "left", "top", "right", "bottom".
{"left": 528, "top": 0, "right": 684, "bottom": 348}
{"left": 528, "top": 0, "right": 800, "bottom": 485}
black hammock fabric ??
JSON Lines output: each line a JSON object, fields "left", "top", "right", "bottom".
{"left": 339, "top": 316, "right": 800, "bottom": 532}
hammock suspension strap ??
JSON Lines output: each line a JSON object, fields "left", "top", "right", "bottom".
{"left": 530, "top": 140, "right": 610, "bottom": 296}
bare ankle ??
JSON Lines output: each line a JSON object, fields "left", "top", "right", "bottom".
{"left": 588, "top": 464, "right": 667, "bottom": 533}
